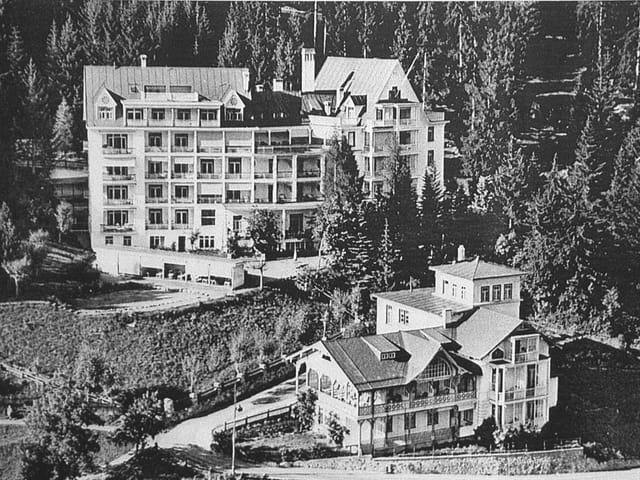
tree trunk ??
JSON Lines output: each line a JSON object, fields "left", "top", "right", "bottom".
{"left": 635, "top": 7, "right": 640, "bottom": 102}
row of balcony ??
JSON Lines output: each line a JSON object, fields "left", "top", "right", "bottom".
{"left": 489, "top": 385, "right": 548, "bottom": 403}
{"left": 141, "top": 169, "right": 320, "bottom": 180}
{"left": 357, "top": 391, "right": 477, "bottom": 417}
{"left": 140, "top": 194, "right": 323, "bottom": 205}
{"left": 145, "top": 222, "right": 193, "bottom": 230}
{"left": 105, "top": 143, "right": 322, "bottom": 156}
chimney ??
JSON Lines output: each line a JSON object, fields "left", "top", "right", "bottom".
{"left": 457, "top": 245, "right": 466, "bottom": 262}
{"left": 323, "top": 100, "right": 332, "bottom": 116}
{"left": 442, "top": 308, "right": 453, "bottom": 324}
{"left": 140, "top": 54, "right": 147, "bottom": 68}
{"left": 273, "top": 79, "right": 284, "bottom": 92}
{"left": 301, "top": 47, "right": 315, "bottom": 93}
{"left": 242, "top": 70, "right": 250, "bottom": 93}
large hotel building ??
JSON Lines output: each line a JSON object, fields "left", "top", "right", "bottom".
{"left": 83, "top": 50, "right": 446, "bottom": 273}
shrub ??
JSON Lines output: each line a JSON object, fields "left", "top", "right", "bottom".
{"left": 292, "top": 389, "right": 317, "bottom": 432}
{"left": 211, "top": 430, "right": 232, "bottom": 454}
{"left": 474, "top": 416, "right": 498, "bottom": 448}
{"left": 327, "top": 412, "right": 350, "bottom": 447}
{"left": 583, "top": 442, "right": 623, "bottom": 463}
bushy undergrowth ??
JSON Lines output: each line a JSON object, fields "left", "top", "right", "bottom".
{"left": 0, "top": 288, "right": 326, "bottom": 394}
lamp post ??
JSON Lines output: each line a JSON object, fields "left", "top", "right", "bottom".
{"left": 231, "top": 373, "right": 243, "bottom": 477}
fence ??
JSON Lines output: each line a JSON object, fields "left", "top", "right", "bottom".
{"left": 216, "top": 403, "right": 295, "bottom": 433}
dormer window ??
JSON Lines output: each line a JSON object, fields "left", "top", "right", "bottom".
{"left": 170, "top": 85, "right": 191, "bottom": 93}
{"left": 480, "top": 286, "right": 490, "bottom": 302}
{"left": 226, "top": 108, "right": 242, "bottom": 121}
{"left": 126, "top": 108, "right": 143, "bottom": 121}
{"left": 98, "top": 107, "right": 113, "bottom": 120}
{"left": 389, "top": 86, "right": 400, "bottom": 100}
{"left": 380, "top": 351, "right": 397, "bottom": 360}
{"left": 129, "top": 84, "right": 139, "bottom": 93}
{"left": 461, "top": 285, "right": 466, "bottom": 300}
{"left": 451, "top": 284, "right": 457, "bottom": 297}
{"left": 442, "top": 280, "right": 449, "bottom": 295}
{"left": 145, "top": 85, "right": 166, "bottom": 93}
{"left": 346, "top": 106, "right": 355, "bottom": 119}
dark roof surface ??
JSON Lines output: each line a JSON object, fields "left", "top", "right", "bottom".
{"left": 373, "top": 287, "right": 471, "bottom": 315}
{"left": 429, "top": 257, "right": 525, "bottom": 280}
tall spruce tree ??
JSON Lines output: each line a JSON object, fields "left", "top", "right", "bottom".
{"left": 419, "top": 170, "right": 444, "bottom": 264}
{"left": 52, "top": 98, "right": 73, "bottom": 153}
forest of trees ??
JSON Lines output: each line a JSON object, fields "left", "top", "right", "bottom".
{"left": 0, "top": 1, "right": 640, "bottom": 340}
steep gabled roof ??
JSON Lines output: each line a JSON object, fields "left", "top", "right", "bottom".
{"left": 372, "top": 287, "right": 471, "bottom": 316}
{"left": 83, "top": 66, "right": 249, "bottom": 125}
{"left": 314, "top": 56, "right": 399, "bottom": 100}
{"left": 429, "top": 257, "right": 525, "bottom": 281}
{"left": 454, "top": 308, "right": 523, "bottom": 359}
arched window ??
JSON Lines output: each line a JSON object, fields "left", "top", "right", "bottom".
{"left": 320, "top": 374, "right": 331, "bottom": 393}
{"left": 308, "top": 368, "right": 319, "bottom": 390}
{"left": 419, "top": 358, "right": 452, "bottom": 380}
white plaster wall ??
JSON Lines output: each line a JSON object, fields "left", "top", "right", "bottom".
{"left": 375, "top": 297, "right": 444, "bottom": 334}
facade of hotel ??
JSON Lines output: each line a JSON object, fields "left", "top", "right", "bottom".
{"left": 83, "top": 51, "right": 446, "bottom": 266}
{"left": 296, "top": 249, "right": 558, "bottom": 453}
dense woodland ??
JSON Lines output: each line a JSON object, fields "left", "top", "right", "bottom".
{"left": 0, "top": 1, "right": 640, "bottom": 341}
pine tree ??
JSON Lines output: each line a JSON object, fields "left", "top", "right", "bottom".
{"left": 419, "top": 170, "right": 444, "bottom": 264}
{"left": 392, "top": 3, "right": 415, "bottom": 70}
{"left": 373, "top": 217, "right": 401, "bottom": 292}
{"left": 21, "top": 59, "right": 50, "bottom": 140}
{"left": 52, "top": 98, "right": 73, "bottom": 153}
{"left": 218, "top": 2, "right": 246, "bottom": 67}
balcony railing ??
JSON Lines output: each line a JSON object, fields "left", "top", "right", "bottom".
{"left": 172, "top": 197, "right": 193, "bottom": 204}
{"left": 297, "top": 194, "right": 322, "bottom": 202}
{"left": 101, "top": 224, "right": 134, "bottom": 232}
{"left": 198, "top": 145, "right": 224, "bottom": 153}
{"left": 277, "top": 170, "right": 293, "bottom": 179}
{"left": 297, "top": 169, "right": 321, "bottom": 178}
{"left": 225, "top": 172, "right": 251, "bottom": 180}
{"left": 514, "top": 351, "right": 539, "bottom": 363}
{"left": 146, "top": 197, "right": 168, "bottom": 204}
{"left": 253, "top": 197, "right": 272, "bottom": 204}
{"left": 172, "top": 146, "right": 193, "bottom": 153}
{"left": 226, "top": 196, "right": 252, "bottom": 204}
{"left": 374, "top": 119, "right": 396, "bottom": 127}
{"left": 490, "top": 385, "right": 548, "bottom": 403}
{"left": 102, "top": 147, "right": 133, "bottom": 155}
{"left": 145, "top": 146, "right": 168, "bottom": 152}
{"left": 226, "top": 145, "right": 253, "bottom": 153}
{"left": 146, "top": 222, "right": 168, "bottom": 230}
{"left": 104, "top": 198, "right": 133, "bottom": 206}
{"left": 172, "top": 223, "right": 193, "bottom": 230}
{"left": 285, "top": 230, "right": 304, "bottom": 239}
{"left": 399, "top": 117, "right": 416, "bottom": 126}
{"left": 197, "top": 195, "right": 223, "bottom": 204}
{"left": 172, "top": 171, "right": 194, "bottom": 179}
{"left": 254, "top": 172, "right": 274, "bottom": 179}
{"left": 103, "top": 174, "right": 135, "bottom": 181}
{"left": 357, "top": 391, "right": 476, "bottom": 417}
{"left": 145, "top": 172, "right": 168, "bottom": 179}
{"left": 197, "top": 172, "right": 222, "bottom": 179}
{"left": 255, "top": 144, "right": 316, "bottom": 154}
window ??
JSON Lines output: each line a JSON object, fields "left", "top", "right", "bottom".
{"left": 199, "top": 235, "right": 215, "bottom": 249}
{"left": 427, "top": 150, "right": 435, "bottom": 169}
{"left": 201, "top": 159, "right": 216, "bottom": 174}
{"left": 385, "top": 305, "right": 393, "bottom": 324}
{"left": 106, "top": 210, "right": 128, "bottom": 226}
{"left": 515, "top": 336, "right": 537, "bottom": 354}
{"left": 148, "top": 161, "right": 163, "bottom": 175}
{"left": 151, "top": 109, "right": 165, "bottom": 121}
{"left": 492, "top": 348, "right": 504, "bottom": 360}
{"left": 226, "top": 108, "right": 242, "bottom": 121}
{"left": 174, "top": 163, "right": 191, "bottom": 174}
{"left": 148, "top": 185, "right": 163, "bottom": 199}
{"left": 123, "top": 236, "right": 131, "bottom": 246}
{"left": 175, "top": 210, "right": 189, "bottom": 225}
{"left": 399, "top": 309, "right": 409, "bottom": 325}
{"left": 376, "top": 108, "right": 383, "bottom": 121}
{"left": 148, "top": 133, "right": 162, "bottom": 147}
{"left": 200, "top": 109, "right": 218, "bottom": 121}
{"left": 129, "top": 84, "right": 139, "bottom": 93}
{"left": 149, "top": 236, "right": 164, "bottom": 248}
{"left": 428, "top": 126, "right": 435, "bottom": 142}
{"left": 345, "top": 106, "right": 355, "bottom": 119}
{"left": 104, "top": 134, "right": 128, "bottom": 150}
{"left": 481, "top": 286, "right": 490, "bottom": 302}
{"left": 503, "top": 283, "right": 513, "bottom": 300}
{"left": 144, "top": 85, "right": 166, "bottom": 93}
{"left": 174, "top": 186, "right": 190, "bottom": 199}
{"left": 461, "top": 285, "right": 466, "bottom": 300}
{"left": 232, "top": 215, "right": 242, "bottom": 232}
{"left": 201, "top": 209, "right": 216, "bottom": 226}
{"left": 399, "top": 107, "right": 411, "bottom": 120}
{"left": 399, "top": 130, "right": 414, "bottom": 145}
{"left": 347, "top": 131, "right": 355, "bottom": 146}
{"left": 492, "top": 284, "right": 502, "bottom": 302}
{"left": 461, "top": 409, "right": 474, "bottom": 426}
{"left": 404, "top": 412, "right": 416, "bottom": 430}
{"left": 385, "top": 417, "right": 394, "bottom": 433}
{"left": 442, "top": 280, "right": 449, "bottom": 295}
{"left": 228, "top": 158, "right": 241, "bottom": 174}
{"left": 126, "top": 108, "right": 143, "bottom": 121}
{"left": 170, "top": 85, "right": 192, "bottom": 93}
{"left": 98, "top": 107, "right": 113, "bottom": 120}
{"left": 388, "top": 86, "right": 399, "bottom": 100}
{"left": 106, "top": 186, "right": 128, "bottom": 200}
{"left": 105, "top": 236, "right": 113, "bottom": 245}
{"left": 427, "top": 410, "right": 439, "bottom": 426}
{"left": 174, "top": 134, "right": 189, "bottom": 147}
{"left": 176, "top": 109, "right": 191, "bottom": 121}
{"left": 364, "top": 131, "right": 370, "bottom": 148}
{"left": 148, "top": 209, "right": 163, "bottom": 224}
{"left": 106, "top": 166, "right": 128, "bottom": 176}
{"left": 452, "top": 284, "right": 457, "bottom": 297}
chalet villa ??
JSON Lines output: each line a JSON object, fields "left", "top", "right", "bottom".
{"left": 295, "top": 247, "right": 558, "bottom": 454}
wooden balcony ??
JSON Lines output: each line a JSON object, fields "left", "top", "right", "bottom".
{"left": 358, "top": 391, "right": 476, "bottom": 417}
{"left": 489, "top": 385, "right": 548, "bottom": 403}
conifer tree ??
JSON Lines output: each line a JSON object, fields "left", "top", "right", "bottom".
{"left": 52, "top": 98, "right": 73, "bottom": 153}
{"left": 373, "top": 217, "right": 401, "bottom": 292}
{"left": 21, "top": 58, "right": 50, "bottom": 141}
{"left": 392, "top": 3, "right": 415, "bottom": 71}
{"left": 419, "top": 170, "right": 444, "bottom": 263}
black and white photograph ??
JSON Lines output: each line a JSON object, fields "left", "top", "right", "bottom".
{"left": 0, "top": 1, "right": 639, "bottom": 479}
